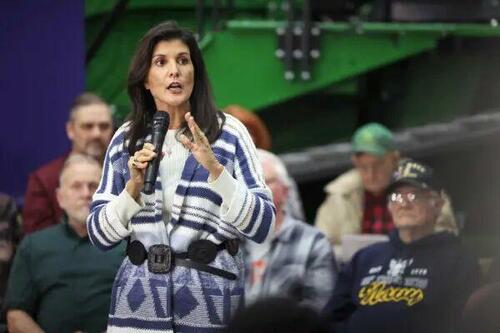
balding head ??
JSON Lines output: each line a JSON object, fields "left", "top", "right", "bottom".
{"left": 57, "top": 154, "right": 102, "bottom": 227}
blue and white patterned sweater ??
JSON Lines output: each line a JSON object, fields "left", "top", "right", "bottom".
{"left": 87, "top": 114, "right": 275, "bottom": 332}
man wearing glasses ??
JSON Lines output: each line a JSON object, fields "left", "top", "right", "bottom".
{"left": 315, "top": 123, "right": 458, "bottom": 263}
{"left": 324, "top": 159, "right": 479, "bottom": 333}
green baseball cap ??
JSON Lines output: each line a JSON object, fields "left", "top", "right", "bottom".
{"left": 351, "top": 122, "right": 395, "bottom": 156}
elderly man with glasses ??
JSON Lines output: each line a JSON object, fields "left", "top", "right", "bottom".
{"left": 315, "top": 123, "right": 458, "bottom": 263}
{"left": 324, "top": 159, "right": 479, "bottom": 333}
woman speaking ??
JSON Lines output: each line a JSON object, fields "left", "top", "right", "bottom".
{"left": 87, "top": 21, "right": 275, "bottom": 332}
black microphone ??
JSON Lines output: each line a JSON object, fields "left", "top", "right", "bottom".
{"left": 143, "top": 111, "right": 170, "bottom": 194}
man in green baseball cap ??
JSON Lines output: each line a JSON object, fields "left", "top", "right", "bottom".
{"left": 314, "top": 123, "right": 457, "bottom": 262}
{"left": 350, "top": 123, "right": 398, "bottom": 196}
{"left": 351, "top": 123, "right": 396, "bottom": 156}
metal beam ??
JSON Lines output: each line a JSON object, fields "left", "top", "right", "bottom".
{"left": 227, "top": 20, "right": 500, "bottom": 37}
{"left": 280, "top": 111, "right": 500, "bottom": 183}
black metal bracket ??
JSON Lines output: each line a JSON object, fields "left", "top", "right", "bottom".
{"left": 275, "top": 0, "right": 321, "bottom": 81}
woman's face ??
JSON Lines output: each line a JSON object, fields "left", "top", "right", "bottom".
{"left": 145, "top": 39, "right": 195, "bottom": 111}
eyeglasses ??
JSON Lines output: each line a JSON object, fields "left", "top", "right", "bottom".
{"left": 388, "top": 191, "right": 434, "bottom": 205}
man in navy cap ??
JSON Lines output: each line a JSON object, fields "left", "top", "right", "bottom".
{"left": 315, "top": 123, "right": 457, "bottom": 262}
{"left": 324, "top": 158, "right": 479, "bottom": 333}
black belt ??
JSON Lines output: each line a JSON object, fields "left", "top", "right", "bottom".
{"left": 126, "top": 239, "right": 239, "bottom": 280}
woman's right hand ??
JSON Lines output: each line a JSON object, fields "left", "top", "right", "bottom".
{"left": 126, "top": 142, "right": 157, "bottom": 201}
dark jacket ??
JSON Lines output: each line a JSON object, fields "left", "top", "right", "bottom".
{"left": 326, "top": 230, "right": 479, "bottom": 333}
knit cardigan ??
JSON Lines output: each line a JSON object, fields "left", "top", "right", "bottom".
{"left": 87, "top": 114, "right": 275, "bottom": 333}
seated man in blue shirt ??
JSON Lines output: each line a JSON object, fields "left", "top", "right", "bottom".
{"left": 243, "top": 149, "right": 338, "bottom": 312}
{"left": 5, "top": 154, "right": 125, "bottom": 333}
{"left": 325, "top": 159, "right": 479, "bottom": 333}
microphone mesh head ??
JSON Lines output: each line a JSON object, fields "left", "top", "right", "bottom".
{"left": 152, "top": 111, "right": 170, "bottom": 130}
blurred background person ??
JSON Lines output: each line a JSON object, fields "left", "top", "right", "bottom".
{"left": 225, "top": 297, "right": 328, "bottom": 333}
{"left": 243, "top": 149, "right": 337, "bottom": 312}
{"left": 325, "top": 159, "right": 479, "bottom": 333}
{"left": 5, "top": 155, "right": 124, "bottom": 333}
{"left": 23, "top": 93, "right": 113, "bottom": 235}
{"left": 223, "top": 104, "right": 272, "bottom": 150}
{"left": 315, "top": 123, "right": 457, "bottom": 262}
{"left": 461, "top": 282, "right": 500, "bottom": 333}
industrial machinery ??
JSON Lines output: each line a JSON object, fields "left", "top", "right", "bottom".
{"left": 85, "top": 1, "right": 500, "bottom": 255}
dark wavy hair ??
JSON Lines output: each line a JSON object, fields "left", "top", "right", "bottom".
{"left": 125, "top": 21, "right": 224, "bottom": 155}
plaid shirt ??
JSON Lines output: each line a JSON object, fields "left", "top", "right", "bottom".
{"left": 361, "top": 191, "right": 394, "bottom": 234}
{"left": 243, "top": 215, "right": 338, "bottom": 312}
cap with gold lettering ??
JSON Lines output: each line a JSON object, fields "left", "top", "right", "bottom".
{"left": 386, "top": 158, "right": 442, "bottom": 193}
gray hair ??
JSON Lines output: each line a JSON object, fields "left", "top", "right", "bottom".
{"left": 256, "top": 149, "right": 291, "bottom": 188}
{"left": 59, "top": 153, "right": 101, "bottom": 185}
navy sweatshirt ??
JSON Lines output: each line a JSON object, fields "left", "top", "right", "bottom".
{"left": 326, "top": 231, "right": 479, "bottom": 333}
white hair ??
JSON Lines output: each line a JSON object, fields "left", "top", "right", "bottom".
{"left": 256, "top": 149, "right": 291, "bottom": 188}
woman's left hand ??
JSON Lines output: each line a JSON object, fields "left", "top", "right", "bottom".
{"left": 180, "top": 112, "right": 223, "bottom": 179}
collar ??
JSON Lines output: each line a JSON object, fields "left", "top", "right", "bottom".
{"left": 273, "top": 214, "right": 297, "bottom": 243}
{"left": 325, "top": 169, "right": 363, "bottom": 195}
{"left": 61, "top": 215, "right": 88, "bottom": 241}
{"left": 389, "top": 229, "right": 456, "bottom": 250}
{"left": 364, "top": 190, "right": 387, "bottom": 201}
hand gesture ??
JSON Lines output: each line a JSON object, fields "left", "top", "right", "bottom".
{"left": 180, "top": 112, "right": 223, "bottom": 179}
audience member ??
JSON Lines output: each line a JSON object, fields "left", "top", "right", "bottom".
{"left": 324, "top": 159, "right": 479, "bottom": 333}
{"left": 243, "top": 149, "right": 337, "bottom": 312}
{"left": 5, "top": 154, "right": 124, "bottom": 333}
{"left": 22, "top": 92, "right": 113, "bottom": 234}
{"left": 315, "top": 122, "right": 457, "bottom": 262}
{"left": 226, "top": 297, "right": 328, "bottom": 333}
{"left": 223, "top": 104, "right": 272, "bottom": 150}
